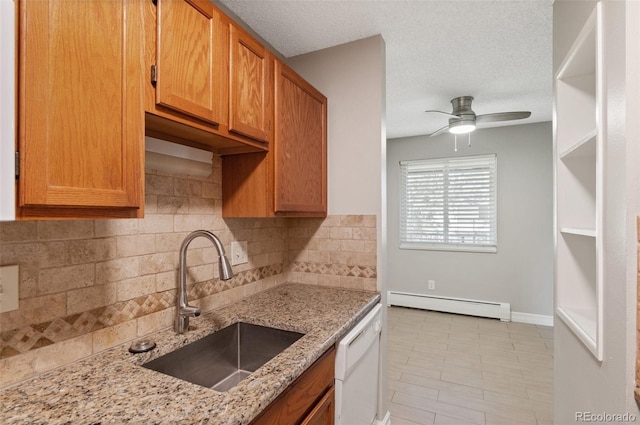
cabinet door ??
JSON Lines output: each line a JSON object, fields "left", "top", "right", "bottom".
{"left": 229, "top": 24, "right": 271, "bottom": 143}
{"left": 19, "top": 0, "right": 144, "bottom": 214}
{"left": 156, "top": 0, "right": 222, "bottom": 125}
{"left": 274, "top": 61, "right": 327, "bottom": 215}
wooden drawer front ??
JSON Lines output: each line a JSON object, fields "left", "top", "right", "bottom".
{"left": 251, "top": 348, "right": 335, "bottom": 425}
{"left": 301, "top": 386, "right": 334, "bottom": 425}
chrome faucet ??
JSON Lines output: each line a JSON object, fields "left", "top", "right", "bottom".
{"left": 175, "top": 230, "right": 234, "bottom": 334}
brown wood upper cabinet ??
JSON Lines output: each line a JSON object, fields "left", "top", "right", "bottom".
{"left": 273, "top": 60, "right": 327, "bottom": 215}
{"left": 222, "top": 60, "right": 327, "bottom": 217}
{"left": 154, "top": 0, "right": 223, "bottom": 125}
{"left": 144, "top": 1, "right": 269, "bottom": 154}
{"left": 17, "top": 0, "right": 145, "bottom": 219}
{"left": 222, "top": 59, "right": 327, "bottom": 218}
{"left": 229, "top": 23, "right": 272, "bottom": 143}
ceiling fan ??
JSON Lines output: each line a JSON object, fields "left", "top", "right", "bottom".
{"left": 426, "top": 96, "right": 531, "bottom": 137}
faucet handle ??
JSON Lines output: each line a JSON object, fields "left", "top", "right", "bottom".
{"left": 180, "top": 305, "right": 201, "bottom": 317}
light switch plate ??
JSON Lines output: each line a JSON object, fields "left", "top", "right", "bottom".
{"left": 231, "top": 241, "right": 248, "bottom": 266}
{"left": 0, "top": 264, "right": 19, "bottom": 313}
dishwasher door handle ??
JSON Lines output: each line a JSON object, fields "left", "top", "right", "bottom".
{"left": 336, "top": 303, "right": 382, "bottom": 379}
{"left": 347, "top": 329, "right": 365, "bottom": 347}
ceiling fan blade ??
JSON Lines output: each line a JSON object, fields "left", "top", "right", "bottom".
{"left": 429, "top": 124, "right": 451, "bottom": 137}
{"left": 425, "top": 109, "right": 458, "bottom": 119}
{"left": 476, "top": 111, "right": 531, "bottom": 123}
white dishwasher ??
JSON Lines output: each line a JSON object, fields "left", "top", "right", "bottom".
{"left": 335, "top": 303, "right": 383, "bottom": 425}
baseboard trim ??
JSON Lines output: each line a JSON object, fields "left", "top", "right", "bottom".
{"left": 387, "top": 291, "right": 511, "bottom": 321}
{"left": 387, "top": 291, "right": 553, "bottom": 326}
{"left": 375, "top": 411, "right": 391, "bottom": 425}
{"left": 511, "top": 311, "right": 554, "bottom": 326}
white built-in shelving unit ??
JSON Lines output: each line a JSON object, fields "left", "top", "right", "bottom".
{"left": 554, "top": 5, "right": 602, "bottom": 361}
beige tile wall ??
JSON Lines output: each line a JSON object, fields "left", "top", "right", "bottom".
{"left": 0, "top": 158, "right": 377, "bottom": 389}
{"left": 287, "top": 215, "right": 377, "bottom": 291}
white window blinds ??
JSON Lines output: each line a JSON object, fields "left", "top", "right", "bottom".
{"left": 399, "top": 154, "right": 497, "bottom": 252}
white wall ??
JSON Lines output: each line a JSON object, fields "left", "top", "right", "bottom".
{"left": 0, "top": 0, "right": 15, "bottom": 221}
{"left": 288, "top": 37, "right": 385, "bottom": 216}
{"left": 553, "top": 1, "right": 640, "bottom": 421}
{"left": 387, "top": 122, "right": 554, "bottom": 317}
{"left": 287, "top": 35, "right": 389, "bottom": 423}
{"left": 625, "top": 0, "right": 640, "bottom": 414}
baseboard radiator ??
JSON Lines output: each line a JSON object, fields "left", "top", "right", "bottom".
{"left": 387, "top": 291, "right": 511, "bottom": 321}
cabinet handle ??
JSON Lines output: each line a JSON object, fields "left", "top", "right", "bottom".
{"left": 151, "top": 65, "right": 158, "bottom": 85}
{"left": 14, "top": 152, "right": 20, "bottom": 179}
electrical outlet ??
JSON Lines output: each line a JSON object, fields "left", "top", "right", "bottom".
{"left": 428, "top": 279, "right": 435, "bottom": 290}
{"left": 231, "top": 241, "right": 248, "bottom": 266}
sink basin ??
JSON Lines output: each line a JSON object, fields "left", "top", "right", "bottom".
{"left": 142, "top": 322, "right": 304, "bottom": 392}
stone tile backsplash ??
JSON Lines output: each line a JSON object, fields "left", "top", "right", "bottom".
{"left": 286, "top": 216, "right": 377, "bottom": 291}
{"left": 0, "top": 157, "right": 377, "bottom": 388}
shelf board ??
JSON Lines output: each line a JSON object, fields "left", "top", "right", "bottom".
{"left": 559, "top": 129, "right": 596, "bottom": 160}
{"left": 557, "top": 306, "right": 601, "bottom": 360}
{"left": 555, "top": 4, "right": 603, "bottom": 364}
{"left": 555, "top": 8, "right": 596, "bottom": 80}
{"left": 560, "top": 227, "right": 596, "bottom": 238}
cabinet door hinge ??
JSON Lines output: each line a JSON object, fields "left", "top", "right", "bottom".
{"left": 151, "top": 65, "right": 157, "bottom": 85}
{"left": 14, "top": 151, "right": 19, "bottom": 179}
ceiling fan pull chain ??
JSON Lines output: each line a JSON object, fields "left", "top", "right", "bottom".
{"left": 468, "top": 133, "right": 471, "bottom": 147}
{"left": 454, "top": 135, "right": 458, "bottom": 152}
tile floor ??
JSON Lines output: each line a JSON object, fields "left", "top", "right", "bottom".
{"left": 387, "top": 306, "right": 553, "bottom": 425}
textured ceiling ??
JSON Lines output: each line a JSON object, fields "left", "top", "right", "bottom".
{"left": 218, "top": 0, "right": 553, "bottom": 139}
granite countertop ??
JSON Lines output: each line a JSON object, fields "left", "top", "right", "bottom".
{"left": 0, "top": 283, "right": 380, "bottom": 424}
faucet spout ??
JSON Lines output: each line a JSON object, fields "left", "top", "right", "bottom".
{"left": 175, "top": 230, "right": 234, "bottom": 334}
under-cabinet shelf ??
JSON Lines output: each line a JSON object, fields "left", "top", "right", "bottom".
{"left": 559, "top": 129, "right": 597, "bottom": 160}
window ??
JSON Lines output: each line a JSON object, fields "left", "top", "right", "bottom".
{"left": 399, "top": 154, "right": 497, "bottom": 253}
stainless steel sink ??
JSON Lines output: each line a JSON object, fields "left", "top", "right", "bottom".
{"left": 142, "top": 322, "right": 304, "bottom": 392}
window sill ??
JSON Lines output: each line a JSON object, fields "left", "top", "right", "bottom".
{"left": 399, "top": 243, "right": 497, "bottom": 254}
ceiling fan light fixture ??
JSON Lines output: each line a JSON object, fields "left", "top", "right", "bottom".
{"left": 448, "top": 120, "right": 476, "bottom": 134}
